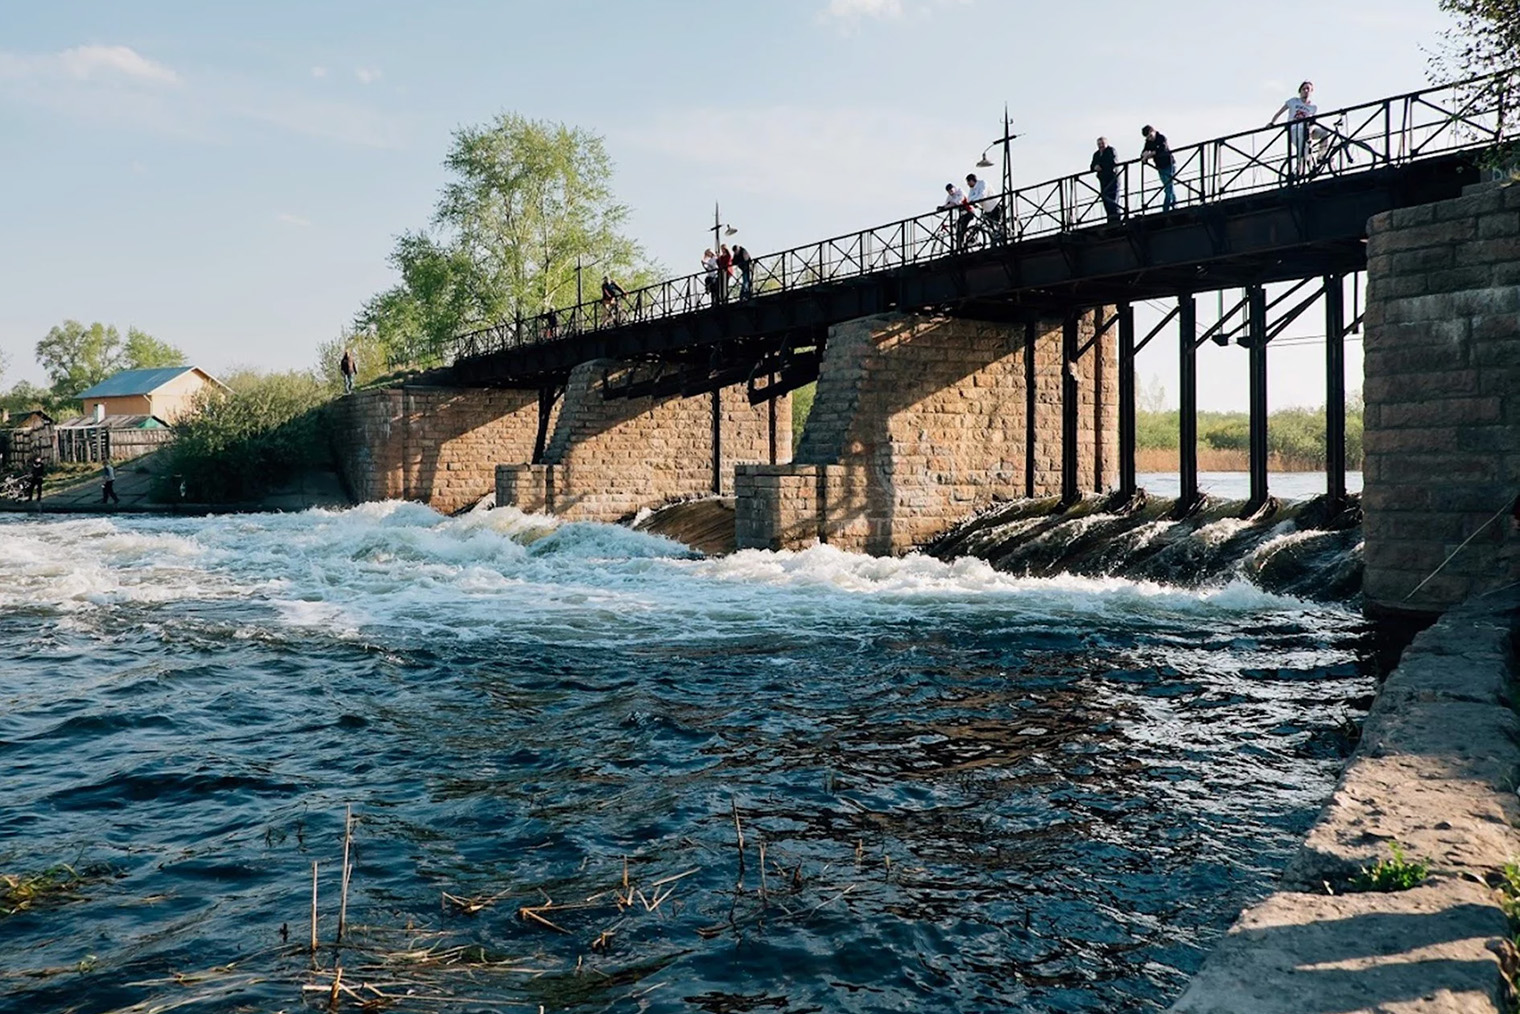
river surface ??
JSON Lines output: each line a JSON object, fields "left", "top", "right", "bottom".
{"left": 0, "top": 504, "right": 1370, "bottom": 1013}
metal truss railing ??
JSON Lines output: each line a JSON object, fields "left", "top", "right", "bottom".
{"left": 448, "top": 68, "right": 1517, "bottom": 365}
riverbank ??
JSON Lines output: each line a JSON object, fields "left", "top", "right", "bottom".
{"left": 0, "top": 452, "right": 348, "bottom": 515}
{"left": 1169, "top": 586, "right": 1520, "bottom": 1013}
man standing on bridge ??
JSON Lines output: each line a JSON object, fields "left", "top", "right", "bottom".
{"left": 1141, "top": 125, "right": 1176, "bottom": 211}
{"left": 1091, "top": 137, "right": 1121, "bottom": 224}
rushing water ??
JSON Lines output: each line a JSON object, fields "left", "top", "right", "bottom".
{"left": 0, "top": 504, "right": 1370, "bottom": 1013}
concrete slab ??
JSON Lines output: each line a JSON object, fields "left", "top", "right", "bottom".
{"left": 1170, "top": 879, "right": 1510, "bottom": 1014}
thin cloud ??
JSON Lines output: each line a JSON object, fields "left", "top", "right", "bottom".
{"left": 820, "top": 0, "right": 904, "bottom": 22}
{"left": 355, "top": 67, "right": 381, "bottom": 85}
{"left": 0, "top": 44, "right": 179, "bottom": 85}
{"left": 817, "top": 0, "right": 970, "bottom": 29}
{"left": 311, "top": 66, "right": 328, "bottom": 79}
{"left": 276, "top": 212, "right": 312, "bottom": 227}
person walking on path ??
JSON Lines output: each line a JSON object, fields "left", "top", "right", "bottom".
{"left": 1270, "top": 80, "right": 1322, "bottom": 176}
{"left": 101, "top": 459, "right": 120, "bottom": 507}
{"left": 1141, "top": 125, "right": 1177, "bottom": 211}
{"left": 732, "top": 243, "right": 754, "bottom": 298}
{"left": 339, "top": 346, "right": 358, "bottom": 395}
{"left": 26, "top": 452, "right": 45, "bottom": 502}
{"left": 1091, "top": 137, "right": 1121, "bottom": 224}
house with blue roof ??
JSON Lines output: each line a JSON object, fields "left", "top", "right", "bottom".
{"left": 76, "top": 366, "right": 228, "bottom": 426}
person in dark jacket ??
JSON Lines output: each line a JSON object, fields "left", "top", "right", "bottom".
{"left": 732, "top": 244, "right": 754, "bottom": 298}
{"left": 26, "top": 453, "right": 45, "bottom": 502}
{"left": 1090, "top": 137, "right": 1121, "bottom": 224}
{"left": 1141, "top": 125, "right": 1176, "bottom": 211}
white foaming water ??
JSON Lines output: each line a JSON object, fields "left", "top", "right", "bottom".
{"left": 0, "top": 504, "right": 1343, "bottom": 645}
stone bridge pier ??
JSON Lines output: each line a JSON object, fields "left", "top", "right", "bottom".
{"left": 496, "top": 359, "right": 789, "bottom": 523}
{"left": 735, "top": 311, "right": 1117, "bottom": 555}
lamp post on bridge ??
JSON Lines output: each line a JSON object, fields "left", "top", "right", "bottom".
{"left": 976, "top": 105, "right": 1020, "bottom": 232}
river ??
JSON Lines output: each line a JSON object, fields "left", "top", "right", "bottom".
{"left": 0, "top": 504, "right": 1369, "bottom": 1013}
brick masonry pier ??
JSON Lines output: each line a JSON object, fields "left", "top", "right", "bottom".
{"left": 496, "top": 359, "right": 787, "bottom": 524}
{"left": 330, "top": 385, "right": 541, "bottom": 515}
{"left": 1361, "top": 180, "right": 1520, "bottom": 618}
{"left": 735, "top": 311, "right": 1117, "bottom": 555}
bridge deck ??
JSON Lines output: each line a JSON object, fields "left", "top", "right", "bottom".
{"left": 450, "top": 71, "right": 1514, "bottom": 388}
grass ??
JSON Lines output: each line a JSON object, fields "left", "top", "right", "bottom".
{"left": 1, "top": 864, "right": 88, "bottom": 917}
{"left": 1350, "top": 842, "right": 1429, "bottom": 893}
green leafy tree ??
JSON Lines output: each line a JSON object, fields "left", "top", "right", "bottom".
{"left": 356, "top": 113, "right": 657, "bottom": 368}
{"left": 35, "top": 321, "right": 124, "bottom": 397}
{"left": 34, "top": 320, "right": 186, "bottom": 398}
{"left": 124, "top": 328, "right": 187, "bottom": 370}
{"left": 1433, "top": 0, "right": 1520, "bottom": 79}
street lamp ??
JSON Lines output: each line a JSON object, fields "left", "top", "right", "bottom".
{"left": 711, "top": 202, "right": 738, "bottom": 254}
{"left": 977, "top": 104, "right": 1020, "bottom": 205}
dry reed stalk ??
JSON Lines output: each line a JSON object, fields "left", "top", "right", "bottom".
{"left": 327, "top": 964, "right": 342, "bottom": 1011}
{"left": 758, "top": 842, "right": 768, "bottom": 906}
{"left": 337, "top": 805, "right": 353, "bottom": 945}
{"left": 441, "top": 889, "right": 508, "bottom": 915}
{"left": 519, "top": 905, "right": 570, "bottom": 934}
{"left": 310, "top": 861, "right": 319, "bottom": 954}
{"left": 647, "top": 867, "right": 698, "bottom": 889}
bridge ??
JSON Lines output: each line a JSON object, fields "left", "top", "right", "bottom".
{"left": 393, "top": 71, "right": 1517, "bottom": 553}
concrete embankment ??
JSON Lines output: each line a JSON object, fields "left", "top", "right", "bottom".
{"left": 1169, "top": 587, "right": 1520, "bottom": 1014}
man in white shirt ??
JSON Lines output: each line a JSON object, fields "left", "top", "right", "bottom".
{"left": 960, "top": 173, "right": 995, "bottom": 247}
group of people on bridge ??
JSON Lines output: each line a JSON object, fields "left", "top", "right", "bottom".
{"left": 943, "top": 80, "right": 1330, "bottom": 236}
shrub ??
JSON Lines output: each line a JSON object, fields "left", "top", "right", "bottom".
{"left": 165, "top": 370, "right": 331, "bottom": 502}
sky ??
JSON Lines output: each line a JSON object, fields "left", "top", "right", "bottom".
{"left": 0, "top": 0, "right": 1458, "bottom": 411}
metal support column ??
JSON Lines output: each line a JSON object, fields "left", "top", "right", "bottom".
{"left": 711, "top": 388, "right": 723, "bottom": 494}
{"left": 1061, "top": 311, "right": 1080, "bottom": 505}
{"left": 1092, "top": 311, "right": 1105, "bottom": 493}
{"left": 767, "top": 376, "right": 778, "bottom": 465}
{"left": 1324, "top": 274, "right": 1346, "bottom": 505}
{"left": 1024, "top": 320, "right": 1036, "bottom": 498}
{"left": 1118, "top": 303, "right": 1136, "bottom": 500}
{"left": 1178, "top": 295, "right": 1199, "bottom": 514}
{"left": 1246, "top": 284, "right": 1269, "bottom": 513}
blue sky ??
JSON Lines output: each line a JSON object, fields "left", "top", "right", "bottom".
{"left": 0, "top": 0, "right": 1455, "bottom": 410}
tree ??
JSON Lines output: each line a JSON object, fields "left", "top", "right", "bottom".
{"left": 33, "top": 320, "right": 186, "bottom": 398}
{"left": 1433, "top": 1, "right": 1520, "bottom": 79}
{"left": 35, "top": 321, "right": 125, "bottom": 397}
{"left": 356, "top": 113, "right": 656, "bottom": 368}
{"left": 124, "top": 328, "right": 187, "bottom": 369}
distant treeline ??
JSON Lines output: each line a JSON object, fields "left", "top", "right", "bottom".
{"left": 1137, "top": 403, "right": 1363, "bottom": 470}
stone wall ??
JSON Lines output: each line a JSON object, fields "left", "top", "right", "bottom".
{"left": 736, "top": 311, "right": 1117, "bottom": 555}
{"left": 330, "top": 385, "right": 543, "bottom": 515}
{"left": 496, "top": 359, "right": 788, "bottom": 524}
{"left": 1362, "top": 181, "right": 1520, "bottom": 617}
{"left": 1168, "top": 588, "right": 1520, "bottom": 1014}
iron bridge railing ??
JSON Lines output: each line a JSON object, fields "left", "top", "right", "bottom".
{"left": 448, "top": 68, "right": 1517, "bottom": 364}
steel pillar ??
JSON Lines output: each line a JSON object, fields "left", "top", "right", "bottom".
{"left": 1324, "top": 274, "right": 1346, "bottom": 505}
{"left": 1092, "top": 311, "right": 1105, "bottom": 493}
{"left": 1061, "top": 311, "right": 1080, "bottom": 505}
{"left": 1247, "top": 284, "right": 1269, "bottom": 513}
{"left": 767, "top": 367, "right": 778, "bottom": 465}
{"left": 1024, "top": 320, "right": 1036, "bottom": 499}
{"left": 1178, "top": 295, "right": 1199, "bottom": 513}
{"left": 1118, "top": 303, "right": 1136, "bottom": 500}
{"left": 711, "top": 388, "right": 722, "bottom": 494}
